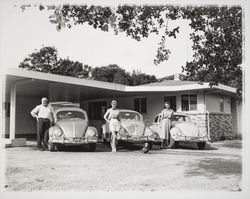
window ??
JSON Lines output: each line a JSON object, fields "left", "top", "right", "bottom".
{"left": 189, "top": 94, "right": 197, "bottom": 111}
{"left": 219, "top": 96, "right": 224, "bottom": 112}
{"left": 88, "top": 101, "right": 107, "bottom": 120}
{"left": 181, "top": 94, "right": 197, "bottom": 111}
{"left": 164, "top": 96, "right": 177, "bottom": 111}
{"left": 134, "top": 97, "right": 147, "bottom": 113}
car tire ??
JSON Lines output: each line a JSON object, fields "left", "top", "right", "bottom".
{"left": 174, "top": 141, "right": 180, "bottom": 147}
{"left": 88, "top": 143, "right": 96, "bottom": 152}
{"left": 148, "top": 142, "right": 153, "bottom": 150}
{"left": 168, "top": 136, "right": 175, "bottom": 149}
{"left": 48, "top": 141, "right": 56, "bottom": 152}
{"left": 197, "top": 142, "right": 206, "bottom": 150}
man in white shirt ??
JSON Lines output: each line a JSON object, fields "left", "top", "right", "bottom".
{"left": 31, "top": 97, "right": 54, "bottom": 151}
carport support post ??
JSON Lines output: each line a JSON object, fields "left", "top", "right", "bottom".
{"left": 9, "top": 82, "right": 16, "bottom": 140}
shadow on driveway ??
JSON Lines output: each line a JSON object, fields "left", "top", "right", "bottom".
{"left": 184, "top": 157, "right": 242, "bottom": 179}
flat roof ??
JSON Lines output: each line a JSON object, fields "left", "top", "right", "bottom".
{"left": 3, "top": 68, "right": 237, "bottom": 94}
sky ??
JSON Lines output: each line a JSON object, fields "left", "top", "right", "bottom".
{"left": 0, "top": 0, "right": 194, "bottom": 78}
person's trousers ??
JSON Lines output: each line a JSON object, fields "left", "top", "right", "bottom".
{"left": 110, "top": 131, "right": 118, "bottom": 151}
{"left": 37, "top": 118, "right": 51, "bottom": 149}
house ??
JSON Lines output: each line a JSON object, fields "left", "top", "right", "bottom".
{"left": 1, "top": 68, "right": 241, "bottom": 146}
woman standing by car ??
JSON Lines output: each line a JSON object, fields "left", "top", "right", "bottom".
{"left": 103, "top": 100, "right": 121, "bottom": 152}
{"left": 160, "top": 101, "right": 174, "bottom": 149}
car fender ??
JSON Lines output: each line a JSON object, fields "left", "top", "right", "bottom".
{"left": 170, "top": 127, "right": 183, "bottom": 140}
{"left": 86, "top": 126, "right": 98, "bottom": 137}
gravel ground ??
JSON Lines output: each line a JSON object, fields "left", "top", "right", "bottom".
{"left": 3, "top": 141, "right": 242, "bottom": 192}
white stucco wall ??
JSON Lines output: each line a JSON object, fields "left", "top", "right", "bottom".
{"left": 205, "top": 93, "right": 231, "bottom": 114}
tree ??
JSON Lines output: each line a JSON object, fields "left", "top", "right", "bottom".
{"left": 20, "top": 4, "right": 242, "bottom": 98}
{"left": 55, "top": 59, "right": 91, "bottom": 78}
{"left": 19, "top": 46, "right": 59, "bottom": 73}
{"left": 181, "top": 7, "right": 242, "bottom": 98}
{"left": 19, "top": 46, "right": 91, "bottom": 78}
{"left": 130, "top": 70, "right": 157, "bottom": 86}
{"left": 91, "top": 64, "right": 131, "bottom": 85}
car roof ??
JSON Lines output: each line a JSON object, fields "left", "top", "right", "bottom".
{"left": 156, "top": 112, "right": 188, "bottom": 116}
{"left": 118, "top": 109, "right": 142, "bottom": 114}
{"left": 53, "top": 106, "right": 87, "bottom": 115}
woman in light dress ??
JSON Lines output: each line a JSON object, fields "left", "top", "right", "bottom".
{"left": 103, "top": 100, "right": 121, "bottom": 152}
{"left": 160, "top": 101, "right": 174, "bottom": 149}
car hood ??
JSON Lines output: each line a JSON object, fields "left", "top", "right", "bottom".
{"left": 172, "top": 122, "right": 199, "bottom": 137}
{"left": 56, "top": 119, "right": 88, "bottom": 138}
{"left": 121, "top": 121, "right": 145, "bottom": 137}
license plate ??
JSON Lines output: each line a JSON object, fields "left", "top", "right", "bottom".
{"left": 190, "top": 137, "right": 197, "bottom": 141}
{"left": 73, "top": 138, "right": 81, "bottom": 142}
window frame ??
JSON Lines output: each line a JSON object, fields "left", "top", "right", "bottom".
{"left": 181, "top": 94, "right": 197, "bottom": 111}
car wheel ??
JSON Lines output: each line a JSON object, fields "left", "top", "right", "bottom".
{"left": 174, "top": 141, "right": 180, "bottom": 147}
{"left": 168, "top": 136, "right": 175, "bottom": 149}
{"left": 197, "top": 142, "right": 206, "bottom": 150}
{"left": 148, "top": 142, "right": 153, "bottom": 150}
{"left": 48, "top": 141, "right": 56, "bottom": 152}
{"left": 88, "top": 143, "right": 96, "bottom": 152}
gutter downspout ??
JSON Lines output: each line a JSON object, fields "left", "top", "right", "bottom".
{"left": 204, "top": 90, "right": 211, "bottom": 141}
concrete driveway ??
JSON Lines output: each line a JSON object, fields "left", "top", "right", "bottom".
{"left": 3, "top": 140, "right": 242, "bottom": 192}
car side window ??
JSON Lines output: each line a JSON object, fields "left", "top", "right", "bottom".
{"left": 158, "top": 115, "right": 162, "bottom": 123}
{"left": 154, "top": 115, "right": 159, "bottom": 123}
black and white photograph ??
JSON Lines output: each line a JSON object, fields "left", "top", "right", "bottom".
{"left": 0, "top": 0, "right": 249, "bottom": 198}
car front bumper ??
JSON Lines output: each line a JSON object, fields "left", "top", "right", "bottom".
{"left": 116, "top": 135, "right": 162, "bottom": 143}
{"left": 50, "top": 136, "right": 98, "bottom": 145}
{"left": 173, "top": 135, "right": 209, "bottom": 142}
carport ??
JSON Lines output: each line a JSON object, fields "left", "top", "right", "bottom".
{"left": 2, "top": 68, "right": 129, "bottom": 144}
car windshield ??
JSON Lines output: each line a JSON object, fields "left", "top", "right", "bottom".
{"left": 56, "top": 111, "right": 86, "bottom": 120}
{"left": 120, "top": 112, "right": 142, "bottom": 121}
{"left": 172, "top": 115, "right": 191, "bottom": 122}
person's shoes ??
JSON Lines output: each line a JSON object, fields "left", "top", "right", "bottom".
{"left": 39, "top": 148, "right": 45, "bottom": 151}
{"left": 112, "top": 149, "right": 117, "bottom": 152}
{"left": 141, "top": 147, "right": 149, "bottom": 154}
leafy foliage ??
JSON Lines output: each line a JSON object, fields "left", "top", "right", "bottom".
{"left": 19, "top": 46, "right": 59, "bottom": 73}
{"left": 19, "top": 46, "right": 157, "bottom": 86}
{"left": 130, "top": 70, "right": 157, "bottom": 86}
{"left": 19, "top": 46, "right": 90, "bottom": 78}
{"left": 19, "top": 5, "right": 243, "bottom": 98}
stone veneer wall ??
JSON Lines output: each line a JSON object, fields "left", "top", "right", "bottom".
{"left": 184, "top": 112, "right": 234, "bottom": 142}
{"left": 209, "top": 112, "right": 233, "bottom": 141}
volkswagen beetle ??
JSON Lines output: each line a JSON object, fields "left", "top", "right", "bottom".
{"left": 46, "top": 102, "right": 98, "bottom": 152}
{"left": 101, "top": 109, "right": 162, "bottom": 148}
{"left": 149, "top": 112, "right": 210, "bottom": 150}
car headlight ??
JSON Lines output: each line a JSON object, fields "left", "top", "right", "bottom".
{"left": 86, "top": 128, "right": 97, "bottom": 137}
{"left": 53, "top": 128, "right": 63, "bottom": 137}
{"left": 171, "top": 127, "right": 183, "bottom": 137}
{"left": 119, "top": 126, "right": 128, "bottom": 135}
{"left": 170, "top": 127, "right": 184, "bottom": 137}
{"left": 145, "top": 128, "right": 157, "bottom": 139}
